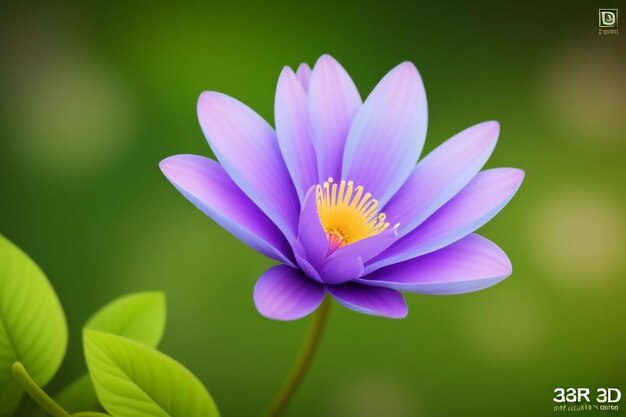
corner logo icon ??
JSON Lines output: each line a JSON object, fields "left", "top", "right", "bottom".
{"left": 599, "top": 9, "right": 618, "bottom": 27}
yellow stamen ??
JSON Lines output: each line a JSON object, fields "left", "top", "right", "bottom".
{"left": 316, "top": 178, "right": 390, "bottom": 253}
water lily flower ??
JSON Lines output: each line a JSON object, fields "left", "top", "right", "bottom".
{"left": 160, "top": 54, "right": 524, "bottom": 321}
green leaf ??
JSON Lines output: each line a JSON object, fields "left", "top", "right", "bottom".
{"left": 73, "top": 413, "right": 110, "bottom": 417}
{"left": 86, "top": 292, "right": 166, "bottom": 347}
{"left": 0, "top": 235, "right": 67, "bottom": 417}
{"left": 84, "top": 330, "right": 219, "bottom": 417}
{"left": 57, "top": 292, "right": 166, "bottom": 413}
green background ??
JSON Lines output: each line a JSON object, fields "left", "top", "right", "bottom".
{"left": 1, "top": 1, "right": 624, "bottom": 416}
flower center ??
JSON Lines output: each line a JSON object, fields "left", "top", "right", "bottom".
{"left": 315, "top": 178, "right": 390, "bottom": 253}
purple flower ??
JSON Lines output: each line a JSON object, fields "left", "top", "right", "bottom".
{"left": 160, "top": 55, "right": 524, "bottom": 320}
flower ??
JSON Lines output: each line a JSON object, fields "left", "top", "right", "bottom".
{"left": 160, "top": 55, "right": 524, "bottom": 320}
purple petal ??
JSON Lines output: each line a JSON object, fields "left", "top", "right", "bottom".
{"left": 275, "top": 67, "right": 319, "bottom": 202}
{"left": 327, "top": 283, "right": 407, "bottom": 319}
{"left": 383, "top": 121, "right": 499, "bottom": 236}
{"left": 197, "top": 92, "right": 299, "bottom": 240}
{"left": 357, "top": 234, "right": 512, "bottom": 294}
{"left": 297, "top": 187, "right": 328, "bottom": 267}
{"left": 367, "top": 168, "right": 524, "bottom": 272}
{"left": 296, "top": 63, "right": 311, "bottom": 92}
{"left": 160, "top": 155, "right": 294, "bottom": 265}
{"left": 319, "top": 256, "right": 364, "bottom": 285}
{"left": 342, "top": 62, "right": 427, "bottom": 206}
{"left": 291, "top": 238, "right": 323, "bottom": 282}
{"left": 295, "top": 251, "right": 322, "bottom": 283}
{"left": 254, "top": 265, "right": 326, "bottom": 320}
{"left": 308, "top": 54, "right": 361, "bottom": 182}
{"left": 318, "top": 228, "right": 399, "bottom": 284}
{"left": 337, "top": 228, "right": 400, "bottom": 263}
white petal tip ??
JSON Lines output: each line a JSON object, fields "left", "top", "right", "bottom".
{"left": 279, "top": 65, "right": 295, "bottom": 77}
{"left": 297, "top": 62, "right": 311, "bottom": 72}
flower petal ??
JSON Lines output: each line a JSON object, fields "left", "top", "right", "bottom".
{"left": 367, "top": 168, "right": 524, "bottom": 272}
{"left": 332, "top": 227, "right": 399, "bottom": 263}
{"left": 295, "top": 250, "right": 322, "bottom": 283}
{"left": 327, "top": 283, "right": 407, "bottom": 319}
{"left": 198, "top": 92, "right": 299, "bottom": 240}
{"left": 296, "top": 63, "right": 311, "bottom": 92}
{"left": 357, "top": 234, "right": 511, "bottom": 294}
{"left": 254, "top": 265, "right": 326, "bottom": 320}
{"left": 275, "top": 67, "right": 319, "bottom": 202}
{"left": 297, "top": 186, "right": 328, "bottom": 267}
{"left": 308, "top": 54, "right": 362, "bottom": 182}
{"left": 319, "top": 256, "right": 364, "bottom": 285}
{"left": 383, "top": 121, "right": 499, "bottom": 235}
{"left": 160, "top": 155, "right": 294, "bottom": 265}
{"left": 342, "top": 62, "right": 427, "bottom": 206}
{"left": 319, "top": 227, "right": 399, "bottom": 284}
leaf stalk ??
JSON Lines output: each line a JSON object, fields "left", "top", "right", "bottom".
{"left": 12, "top": 362, "right": 72, "bottom": 417}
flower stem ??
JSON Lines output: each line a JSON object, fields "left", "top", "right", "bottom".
{"left": 12, "top": 362, "right": 71, "bottom": 417}
{"left": 263, "top": 297, "right": 332, "bottom": 417}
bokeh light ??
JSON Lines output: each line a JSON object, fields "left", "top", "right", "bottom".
{"left": 543, "top": 40, "right": 626, "bottom": 146}
{"left": 530, "top": 187, "right": 624, "bottom": 286}
{"left": 464, "top": 287, "right": 544, "bottom": 361}
{"left": 332, "top": 375, "right": 417, "bottom": 417}
{"left": 1, "top": 6, "right": 136, "bottom": 178}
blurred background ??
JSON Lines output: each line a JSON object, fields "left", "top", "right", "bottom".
{"left": 0, "top": 1, "right": 624, "bottom": 416}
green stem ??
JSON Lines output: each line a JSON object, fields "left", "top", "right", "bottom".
{"left": 12, "top": 362, "right": 71, "bottom": 417}
{"left": 263, "top": 297, "right": 332, "bottom": 417}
